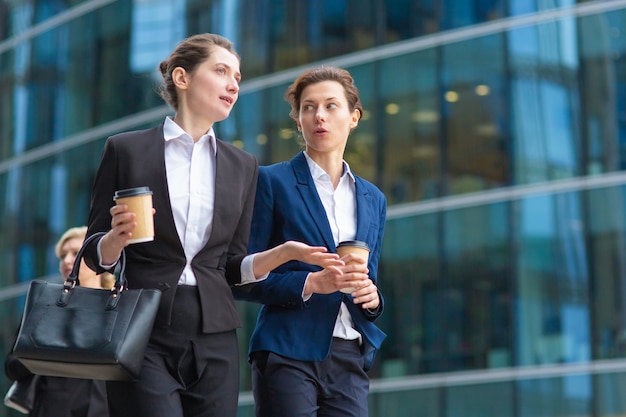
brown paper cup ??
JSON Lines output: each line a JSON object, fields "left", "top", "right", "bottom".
{"left": 114, "top": 187, "right": 154, "bottom": 244}
{"left": 336, "top": 240, "right": 370, "bottom": 293}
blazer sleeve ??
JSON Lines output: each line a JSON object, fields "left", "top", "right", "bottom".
{"left": 224, "top": 155, "right": 259, "bottom": 286}
{"left": 358, "top": 187, "right": 387, "bottom": 321}
{"left": 85, "top": 136, "right": 119, "bottom": 274}
{"left": 232, "top": 167, "right": 312, "bottom": 305}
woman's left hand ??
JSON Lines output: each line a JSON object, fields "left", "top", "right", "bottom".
{"left": 350, "top": 279, "right": 380, "bottom": 310}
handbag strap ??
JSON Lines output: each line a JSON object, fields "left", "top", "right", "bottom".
{"left": 64, "top": 231, "right": 128, "bottom": 293}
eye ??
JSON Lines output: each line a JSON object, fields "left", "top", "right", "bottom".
{"left": 327, "top": 103, "right": 338, "bottom": 109}
{"left": 303, "top": 104, "right": 314, "bottom": 111}
{"left": 216, "top": 67, "right": 226, "bottom": 75}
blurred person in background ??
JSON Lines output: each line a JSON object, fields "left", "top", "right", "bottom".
{"left": 4, "top": 225, "right": 111, "bottom": 417}
{"left": 56, "top": 226, "right": 115, "bottom": 290}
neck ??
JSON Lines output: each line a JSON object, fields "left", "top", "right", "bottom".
{"left": 173, "top": 113, "right": 213, "bottom": 143}
{"left": 306, "top": 150, "right": 344, "bottom": 187}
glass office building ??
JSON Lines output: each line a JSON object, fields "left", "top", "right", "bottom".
{"left": 1, "top": 0, "right": 626, "bottom": 415}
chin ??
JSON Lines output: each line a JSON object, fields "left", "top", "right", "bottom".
{"left": 215, "top": 107, "right": 233, "bottom": 121}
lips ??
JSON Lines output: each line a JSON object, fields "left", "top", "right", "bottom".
{"left": 220, "top": 96, "right": 234, "bottom": 105}
{"left": 315, "top": 127, "right": 328, "bottom": 134}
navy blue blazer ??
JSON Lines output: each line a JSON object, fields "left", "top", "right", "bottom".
{"left": 234, "top": 152, "right": 387, "bottom": 371}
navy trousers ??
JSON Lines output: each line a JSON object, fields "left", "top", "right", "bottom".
{"left": 251, "top": 338, "right": 370, "bottom": 417}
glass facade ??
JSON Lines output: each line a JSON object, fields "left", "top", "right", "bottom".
{"left": 1, "top": 0, "right": 626, "bottom": 416}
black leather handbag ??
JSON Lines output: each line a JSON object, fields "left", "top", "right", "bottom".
{"left": 12, "top": 232, "right": 161, "bottom": 381}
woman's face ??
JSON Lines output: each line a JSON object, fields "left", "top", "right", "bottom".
{"left": 296, "top": 80, "right": 359, "bottom": 156}
{"left": 58, "top": 236, "right": 99, "bottom": 286}
{"left": 58, "top": 237, "right": 82, "bottom": 279}
{"left": 178, "top": 46, "right": 241, "bottom": 125}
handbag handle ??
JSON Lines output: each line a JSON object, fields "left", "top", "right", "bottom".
{"left": 59, "top": 231, "right": 128, "bottom": 309}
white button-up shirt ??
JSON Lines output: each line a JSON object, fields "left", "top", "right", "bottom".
{"left": 163, "top": 117, "right": 216, "bottom": 285}
{"left": 304, "top": 152, "right": 362, "bottom": 342}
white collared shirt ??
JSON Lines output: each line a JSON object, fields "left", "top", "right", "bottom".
{"left": 163, "top": 117, "right": 259, "bottom": 285}
{"left": 304, "top": 152, "right": 362, "bottom": 342}
{"left": 163, "top": 117, "right": 216, "bottom": 285}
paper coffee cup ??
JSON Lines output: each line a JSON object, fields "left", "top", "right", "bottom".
{"left": 336, "top": 240, "right": 370, "bottom": 293}
{"left": 114, "top": 186, "right": 154, "bottom": 244}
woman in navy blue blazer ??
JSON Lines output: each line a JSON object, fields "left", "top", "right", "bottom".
{"left": 234, "top": 66, "right": 387, "bottom": 417}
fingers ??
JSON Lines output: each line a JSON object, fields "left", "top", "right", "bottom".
{"left": 308, "top": 245, "right": 329, "bottom": 253}
{"left": 108, "top": 204, "right": 137, "bottom": 245}
{"left": 109, "top": 203, "right": 128, "bottom": 217}
{"left": 306, "top": 268, "right": 343, "bottom": 295}
{"left": 313, "top": 254, "right": 344, "bottom": 268}
{"left": 350, "top": 280, "right": 380, "bottom": 309}
{"left": 358, "top": 297, "right": 380, "bottom": 310}
{"left": 335, "top": 270, "right": 367, "bottom": 293}
{"left": 325, "top": 265, "right": 343, "bottom": 276}
{"left": 292, "top": 242, "right": 343, "bottom": 267}
{"left": 339, "top": 253, "right": 367, "bottom": 265}
{"left": 338, "top": 254, "right": 368, "bottom": 276}
{"left": 339, "top": 261, "right": 368, "bottom": 276}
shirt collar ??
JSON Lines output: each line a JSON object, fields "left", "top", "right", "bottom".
{"left": 303, "top": 151, "right": 355, "bottom": 183}
{"left": 163, "top": 116, "right": 217, "bottom": 155}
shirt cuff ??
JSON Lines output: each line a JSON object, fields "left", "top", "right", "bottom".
{"left": 97, "top": 238, "right": 118, "bottom": 269}
{"left": 237, "top": 253, "right": 268, "bottom": 285}
{"left": 302, "top": 273, "right": 312, "bottom": 301}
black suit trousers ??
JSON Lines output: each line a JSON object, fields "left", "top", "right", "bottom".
{"left": 106, "top": 285, "right": 239, "bottom": 417}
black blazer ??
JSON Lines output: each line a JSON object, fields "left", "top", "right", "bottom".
{"left": 84, "top": 123, "right": 258, "bottom": 333}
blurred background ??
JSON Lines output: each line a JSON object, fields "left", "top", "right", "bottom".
{"left": 1, "top": 0, "right": 626, "bottom": 416}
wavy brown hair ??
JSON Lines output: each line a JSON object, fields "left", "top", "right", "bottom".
{"left": 285, "top": 66, "right": 363, "bottom": 123}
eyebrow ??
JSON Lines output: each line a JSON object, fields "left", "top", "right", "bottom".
{"left": 302, "top": 97, "right": 339, "bottom": 103}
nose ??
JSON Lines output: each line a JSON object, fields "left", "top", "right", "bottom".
{"left": 227, "top": 78, "right": 239, "bottom": 94}
{"left": 62, "top": 253, "right": 76, "bottom": 265}
{"left": 315, "top": 108, "right": 326, "bottom": 122}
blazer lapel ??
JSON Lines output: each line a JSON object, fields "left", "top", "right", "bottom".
{"left": 205, "top": 139, "right": 228, "bottom": 247}
{"left": 208, "top": 138, "right": 238, "bottom": 245}
{"left": 292, "top": 152, "right": 336, "bottom": 250}
{"left": 144, "top": 125, "right": 183, "bottom": 253}
{"left": 354, "top": 177, "right": 374, "bottom": 242}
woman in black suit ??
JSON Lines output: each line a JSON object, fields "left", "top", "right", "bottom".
{"left": 83, "top": 33, "right": 341, "bottom": 417}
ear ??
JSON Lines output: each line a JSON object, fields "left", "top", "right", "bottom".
{"left": 172, "top": 67, "right": 188, "bottom": 90}
{"left": 349, "top": 109, "right": 360, "bottom": 129}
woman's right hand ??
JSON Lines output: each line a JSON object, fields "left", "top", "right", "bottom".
{"left": 99, "top": 204, "right": 137, "bottom": 264}
{"left": 281, "top": 241, "right": 344, "bottom": 269}
{"left": 251, "top": 241, "right": 344, "bottom": 279}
